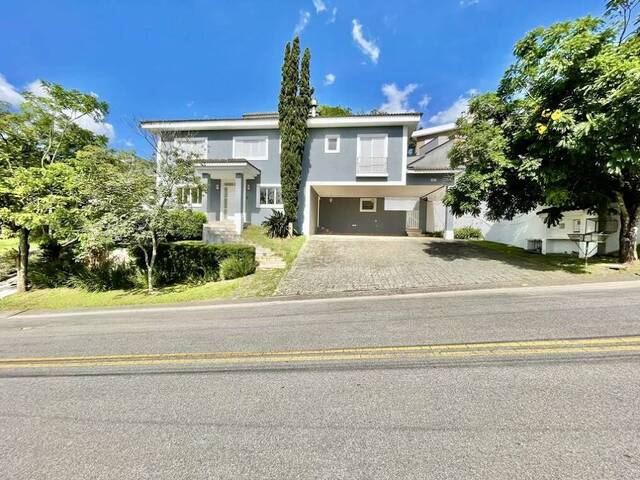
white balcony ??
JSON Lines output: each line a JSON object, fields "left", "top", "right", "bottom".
{"left": 356, "top": 156, "right": 388, "bottom": 177}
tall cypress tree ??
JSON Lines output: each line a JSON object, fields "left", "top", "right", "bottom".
{"left": 277, "top": 36, "right": 311, "bottom": 234}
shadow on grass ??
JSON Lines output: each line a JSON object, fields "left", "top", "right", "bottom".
{"left": 421, "top": 239, "right": 618, "bottom": 275}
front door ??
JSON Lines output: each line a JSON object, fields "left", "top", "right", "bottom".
{"left": 222, "top": 183, "right": 235, "bottom": 220}
{"left": 406, "top": 209, "right": 420, "bottom": 230}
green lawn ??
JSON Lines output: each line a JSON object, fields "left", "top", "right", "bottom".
{"left": 0, "top": 237, "right": 17, "bottom": 254}
{"left": 242, "top": 225, "right": 306, "bottom": 266}
{"left": 473, "top": 240, "right": 640, "bottom": 276}
{"left": 0, "top": 229, "right": 306, "bottom": 312}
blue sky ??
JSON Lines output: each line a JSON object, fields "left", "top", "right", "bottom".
{"left": 1, "top": 0, "right": 605, "bottom": 157}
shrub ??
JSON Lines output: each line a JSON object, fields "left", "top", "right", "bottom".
{"left": 38, "top": 235, "right": 63, "bottom": 262}
{"left": 167, "top": 209, "right": 207, "bottom": 241}
{"left": 424, "top": 231, "right": 444, "bottom": 238}
{"left": 454, "top": 226, "right": 483, "bottom": 240}
{"left": 67, "top": 261, "right": 136, "bottom": 292}
{"left": 220, "top": 256, "right": 257, "bottom": 280}
{"left": 132, "top": 241, "right": 255, "bottom": 286}
{"left": 30, "top": 256, "right": 84, "bottom": 288}
{"left": 262, "top": 210, "right": 295, "bottom": 238}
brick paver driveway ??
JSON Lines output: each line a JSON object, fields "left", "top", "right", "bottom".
{"left": 277, "top": 235, "right": 576, "bottom": 296}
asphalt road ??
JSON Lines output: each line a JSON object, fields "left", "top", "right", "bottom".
{"left": 1, "top": 282, "right": 640, "bottom": 479}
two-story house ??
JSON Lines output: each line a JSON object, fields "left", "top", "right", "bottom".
{"left": 140, "top": 109, "right": 459, "bottom": 241}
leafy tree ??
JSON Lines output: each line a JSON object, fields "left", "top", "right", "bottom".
{"left": 278, "top": 36, "right": 313, "bottom": 235}
{"left": 446, "top": 6, "right": 640, "bottom": 263}
{"left": 0, "top": 83, "right": 108, "bottom": 292}
{"left": 79, "top": 142, "right": 199, "bottom": 293}
{"left": 318, "top": 105, "right": 353, "bottom": 117}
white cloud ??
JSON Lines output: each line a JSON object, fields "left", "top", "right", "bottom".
{"left": 25, "top": 79, "right": 48, "bottom": 97}
{"left": 351, "top": 19, "right": 380, "bottom": 64}
{"left": 294, "top": 10, "right": 311, "bottom": 34}
{"left": 329, "top": 6, "right": 337, "bottom": 23}
{"left": 428, "top": 89, "right": 478, "bottom": 124}
{"left": 2, "top": 76, "right": 115, "bottom": 140}
{"left": 418, "top": 94, "right": 431, "bottom": 108}
{"left": 459, "top": 0, "right": 479, "bottom": 6}
{"left": 379, "top": 83, "right": 418, "bottom": 113}
{"left": 0, "top": 74, "right": 24, "bottom": 106}
{"left": 312, "top": 0, "right": 326, "bottom": 13}
{"left": 323, "top": 73, "right": 336, "bottom": 86}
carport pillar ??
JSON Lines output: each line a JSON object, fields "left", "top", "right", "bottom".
{"left": 234, "top": 172, "right": 244, "bottom": 234}
{"left": 443, "top": 189, "right": 454, "bottom": 240}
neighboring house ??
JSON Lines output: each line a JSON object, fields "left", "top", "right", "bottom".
{"left": 412, "top": 123, "right": 621, "bottom": 257}
{"left": 141, "top": 110, "right": 460, "bottom": 241}
{"left": 486, "top": 209, "right": 620, "bottom": 258}
{"left": 410, "top": 123, "right": 492, "bottom": 238}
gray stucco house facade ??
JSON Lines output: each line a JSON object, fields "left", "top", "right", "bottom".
{"left": 140, "top": 111, "right": 458, "bottom": 239}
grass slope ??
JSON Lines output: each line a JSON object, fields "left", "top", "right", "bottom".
{"left": 0, "top": 229, "right": 305, "bottom": 312}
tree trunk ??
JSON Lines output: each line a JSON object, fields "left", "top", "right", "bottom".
{"left": 619, "top": 214, "right": 639, "bottom": 263}
{"left": 617, "top": 196, "right": 639, "bottom": 264}
{"left": 16, "top": 227, "right": 30, "bottom": 293}
{"left": 147, "top": 236, "right": 157, "bottom": 294}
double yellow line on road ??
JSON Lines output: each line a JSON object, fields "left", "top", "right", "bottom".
{"left": 1, "top": 335, "right": 640, "bottom": 370}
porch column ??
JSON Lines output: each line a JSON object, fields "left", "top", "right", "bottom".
{"left": 234, "top": 172, "right": 244, "bottom": 234}
{"left": 443, "top": 187, "right": 454, "bottom": 240}
{"left": 201, "top": 173, "right": 210, "bottom": 219}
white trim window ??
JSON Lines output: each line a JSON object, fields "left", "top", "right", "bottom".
{"left": 177, "top": 186, "right": 203, "bottom": 206}
{"left": 324, "top": 134, "right": 340, "bottom": 153}
{"left": 257, "top": 184, "right": 283, "bottom": 208}
{"left": 572, "top": 219, "right": 582, "bottom": 233}
{"left": 233, "top": 136, "right": 269, "bottom": 160}
{"left": 174, "top": 137, "right": 207, "bottom": 158}
{"left": 356, "top": 134, "right": 388, "bottom": 176}
{"left": 359, "top": 198, "right": 377, "bottom": 212}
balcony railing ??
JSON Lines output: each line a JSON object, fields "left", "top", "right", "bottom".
{"left": 356, "top": 156, "right": 388, "bottom": 176}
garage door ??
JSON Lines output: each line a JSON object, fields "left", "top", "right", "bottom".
{"left": 317, "top": 197, "right": 407, "bottom": 235}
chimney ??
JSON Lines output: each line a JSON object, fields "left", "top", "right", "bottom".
{"left": 310, "top": 98, "right": 318, "bottom": 118}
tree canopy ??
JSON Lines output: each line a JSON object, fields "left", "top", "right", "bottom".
{"left": 0, "top": 82, "right": 110, "bottom": 291}
{"left": 446, "top": 5, "right": 640, "bottom": 262}
{"left": 318, "top": 105, "right": 353, "bottom": 117}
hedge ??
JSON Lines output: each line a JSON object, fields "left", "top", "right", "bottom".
{"left": 166, "top": 210, "right": 207, "bottom": 241}
{"left": 133, "top": 241, "right": 255, "bottom": 286}
{"left": 454, "top": 227, "right": 483, "bottom": 240}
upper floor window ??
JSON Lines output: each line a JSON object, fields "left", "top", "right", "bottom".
{"left": 177, "top": 186, "right": 203, "bottom": 206}
{"left": 174, "top": 137, "right": 207, "bottom": 158}
{"left": 233, "top": 136, "right": 269, "bottom": 160}
{"left": 258, "top": 184, "right": 283, "bottom": 208}
{"left": 357, "top": 134, "right": 388, "bottom": 176}
{"left": 325, "top": 134, "right": 340, "bottom": 153}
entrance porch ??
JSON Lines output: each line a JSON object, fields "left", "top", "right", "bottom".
{"left": 195, "top": 160, "right": 260, "bottom": 241}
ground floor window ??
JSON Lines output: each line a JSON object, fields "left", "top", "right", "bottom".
{"left": 258, "top": 185, "right": 283, "bottom": 208}
{"left": 359, "top": 198, "right": 377, "bottom": 212}
{"left": 177, "top": 186, "right": 203, "bottom": 206}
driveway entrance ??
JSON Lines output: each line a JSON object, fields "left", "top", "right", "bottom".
{"left": 277, "top": 235, "right": 574, "bottom": 296}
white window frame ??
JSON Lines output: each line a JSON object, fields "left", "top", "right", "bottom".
{"left": 257, "top": 184, "right": 284, "bottom": 209}
{"left": 174, "top": 137, "right": 207, "bottom": 158}
{"left": 359, "top": 198, "right": 377, "bottom": 213}
{"left": 572, "top": 219, "right": 582, "bottom": 233}
{"left": 356, "top": 133, "right": 389, "bottom": 176}
{"left": 176, "top": 185, "right": 203, "bottom": 207}
{"left": 324, "top": 134, "right": 340, "bottom": 153}
{"left": 232, "top": 136, "right": 269, "bottom": 161}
